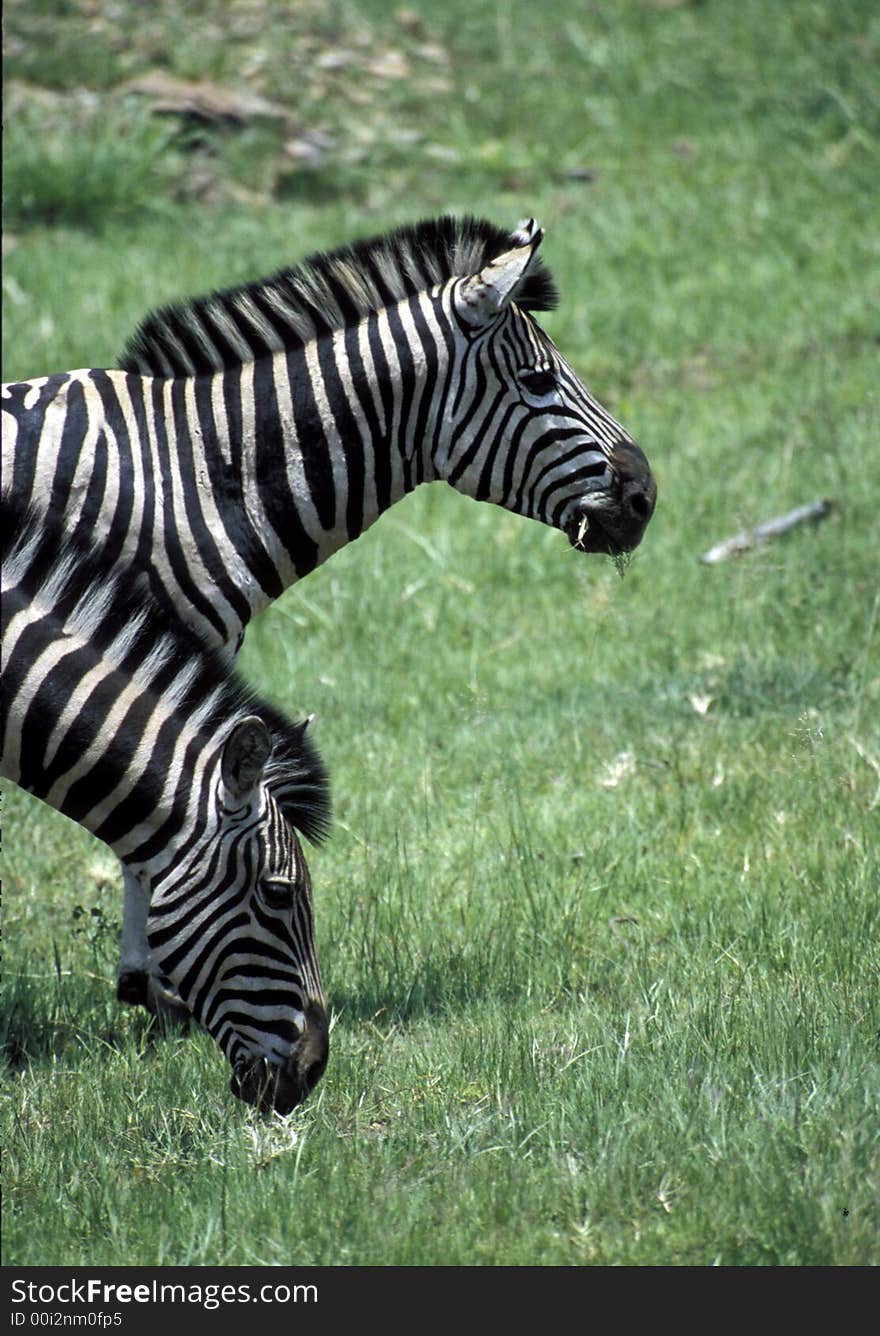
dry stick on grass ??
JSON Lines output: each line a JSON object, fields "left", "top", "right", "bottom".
{"left": 700, "top": 498, "right": 835, "bottom": 564}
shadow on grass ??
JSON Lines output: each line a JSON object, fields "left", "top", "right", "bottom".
{"left": 0, "top": 970, "right": 187, "bottom": 1072}
{"left": 0, "top": 943, "right": 487, "bottom": 1070}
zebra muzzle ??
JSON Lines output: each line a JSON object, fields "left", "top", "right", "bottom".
{"left": 231, "top": 1004, "right": 329, "bottom": 1114}
{"left": 565, "top": 482, "right": 656, "bottom": 556}
{"left": 230, "top": 1055, "right": 321, "bottom": 1116}
{"left": 231, "top": 1058, "right": 284, "bottom": 1112}
{"left": 565, "top": 439, "right": 657, "bottom": 556}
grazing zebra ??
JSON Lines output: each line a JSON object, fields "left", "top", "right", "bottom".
{"left": 1, "top": 501, "right": 331, "bottom": 1114}
{"left": 2, "top": 215, "right": 657, "bottom": 995}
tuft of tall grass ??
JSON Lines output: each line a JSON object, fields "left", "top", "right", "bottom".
{"left": 3, "top": 104, "right": 174, "bottom": 231}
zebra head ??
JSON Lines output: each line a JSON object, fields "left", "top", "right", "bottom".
{"left": 146, "top": 715, "right": 328, "bottom": 1115}
{"left": 443, "top": 219, "right": 656, "bottom": 558}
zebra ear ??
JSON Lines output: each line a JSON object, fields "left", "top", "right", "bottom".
{"left": 456, "top": 220, "right": 545, "bottom": 329}
{"left": 221, "top": 715, "right": 273, "bottom": 806}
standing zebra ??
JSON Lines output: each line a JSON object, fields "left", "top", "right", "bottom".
{"left": 1, "top": 501, "right": 331, "bottom": 1113}
{"left": 2, "top": 215, "right": 656, "bottom": 1001}
{"left": 3, "top": 216, "right": 656, "bottom": 652}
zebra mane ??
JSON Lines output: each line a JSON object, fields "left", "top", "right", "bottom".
{"left": 119, "top": 215, "right": 559, "bottom": 378}
{"left": 1, "top": 499, "right": 331, "bottom": 844}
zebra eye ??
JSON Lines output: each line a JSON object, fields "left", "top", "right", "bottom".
{"left": 519, "top": 368, "right": 558, "bottom": 398}
{"left": 259, "top": 877, "right": 296, "bottom": 910}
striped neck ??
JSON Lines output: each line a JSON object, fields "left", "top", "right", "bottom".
{"left": 162, "top": 289, "right": 452, "bottom": 635}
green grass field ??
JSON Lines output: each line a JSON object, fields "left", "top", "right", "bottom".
{"left": 2, "top": 0, "right": 878, "bottom": 1266}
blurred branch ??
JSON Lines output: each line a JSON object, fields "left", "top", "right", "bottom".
{"left": 700, "top": 499, "right": 835, "bottom": 564}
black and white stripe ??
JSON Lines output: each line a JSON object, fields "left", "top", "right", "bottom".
{"left": 2, "top": 215, "right": 656, "bottom": 654}
{"left": 1, "top": 501, "right": 331, "bottom": 1113}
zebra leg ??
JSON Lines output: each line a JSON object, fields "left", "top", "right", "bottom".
{"left": 117, "top": 867, "right": 189, "bottom": 1025}
{"left": 117, "top": 866, "right": 150, "bottom": 1006}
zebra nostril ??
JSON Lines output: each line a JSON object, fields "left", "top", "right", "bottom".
{"left": 629, "top": 491, "right": 650, "bottom": 519}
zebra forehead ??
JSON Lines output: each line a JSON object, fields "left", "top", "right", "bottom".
{"left": 119, "top": 216, "right": 559, "bottom": 379}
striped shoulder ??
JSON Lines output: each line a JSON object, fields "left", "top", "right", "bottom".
{"left": 119, "top": 215, "right": 559, "bottom": 378}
